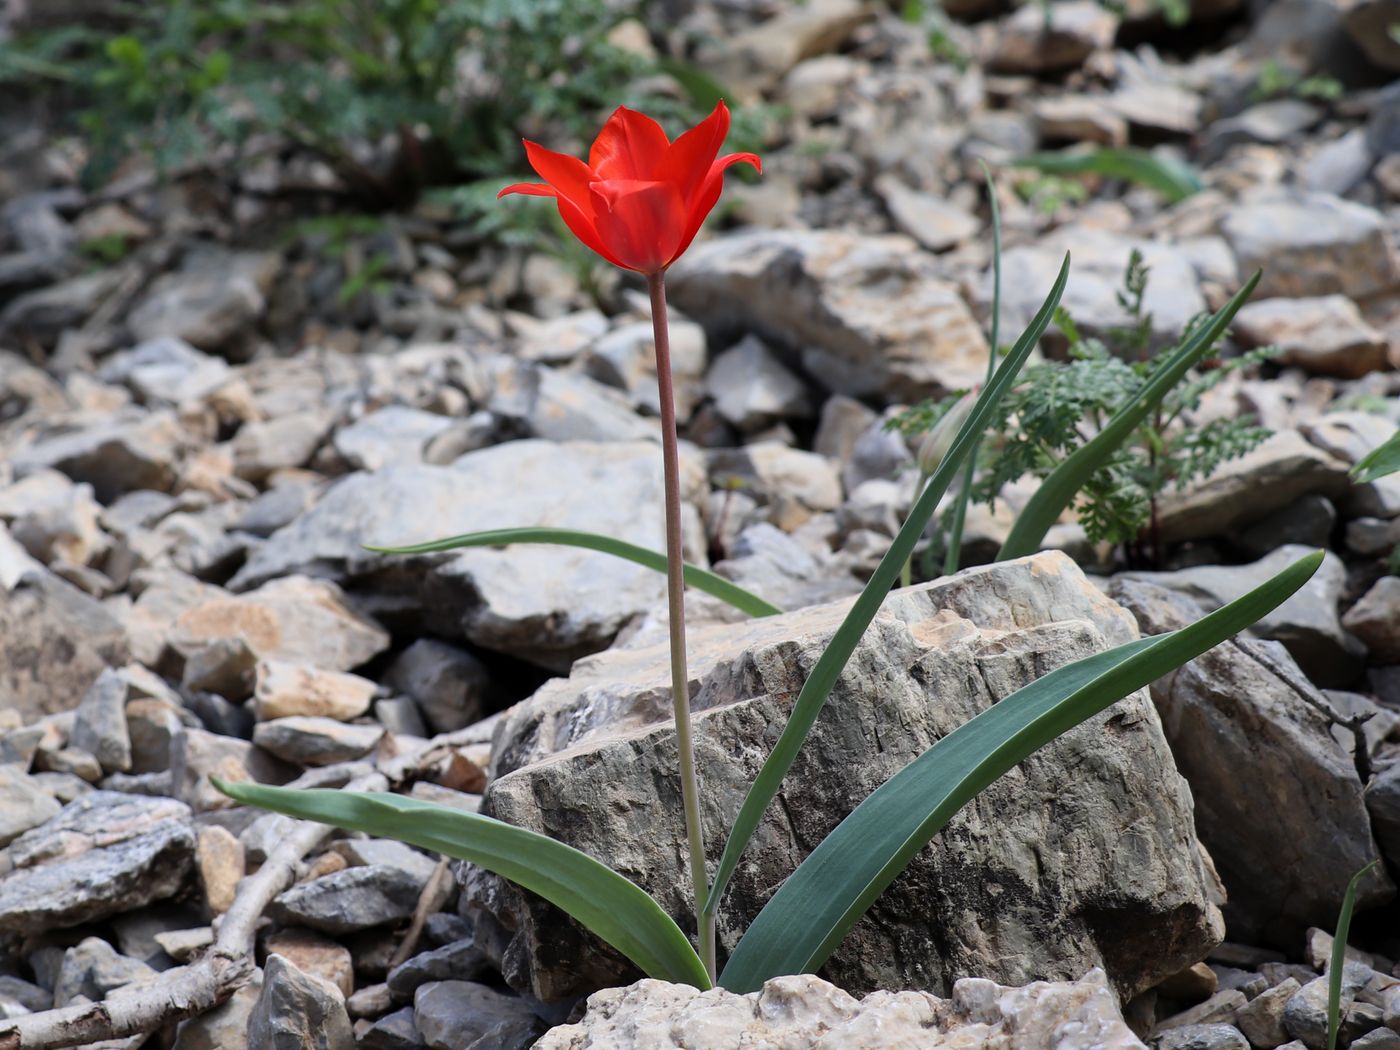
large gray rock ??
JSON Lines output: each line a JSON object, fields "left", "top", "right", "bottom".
{"left": 668, "top": 229, "right": 989, "bottom": 403}
{"left": 474, "top": 553, "right": 1222, "bottom": 1002}
{"left": 537, "top": 969, "right": 1145, "bottom": 1050}
{"left": 8, "top": 410, "right": 187, "bottom": 502}
{"left": 269, "top": 864, "right": 425, "bottom": 935}
{"left": 1220, "top": 189, "right": 1400, "bottom": 301}
{"left": 0, "top": 792, "right": 196, "bottom": 934}
{"left": 412, "top": 980, "right": 545, "bottom": 1050}
{"left": 1109, "top": 580, "right": 1393, "bottom": 948}
{"left": 1233, "top": 296, "right": 1388, "bottom": 379}
{"left": 1115, "top": 546, "right": 1363, "bottom": 687}
{"left": 231, "top": 441, "right": 705, "bottom": 671}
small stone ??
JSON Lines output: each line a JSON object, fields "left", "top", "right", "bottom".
{"left": 1234, "top": 296, "right": 1388, "bottom": 379}
{"left": 413, "top": 981, "right": 544, "bottom": 1050}
{"left": 34, "top": 746, "right": 102, "bottom": 782}
{"left": 382, "top": 641, "right": 491, "bottom": 735}
{"left": 1343, "top": 577, "right": 1400, "bottom": 665}
{"left": 1157, "top": 990, "right": 1249, "bottom": 1032}
{"left": 708, "top": 442, "right": 842, "bottom": 512}
{"left": 387, "top": 939, "right": 489, "bottom": 1003}
{"left": 347, "top": 983, "right": 393, "bottom": 1017}
{"left": 1351, "top": 1029, "right": 1400, "bottom": 1050}
{"left": 97, "top": 337, "right": 232, "bottom": 405}
{"left": 169, "top": 727, "right": 296, "bottom": 812}
{"left": 253, "top": 661, "right": 377, "bottom": 722}
{"left": 1158, "top": 963, "right": 1222, "bottom": 1003}
{"left": 704, "top": 335, "right": 811, "bottom": 432}
{"left": 196, "top": 824, "right": 244, "bottom": 914}
{"left": 874, "top": 175, "right": 979, "bottom": 252}
{"left": 263, "top": 928, "right": 354, "bottom": 998}
{"left": 359, "top": 1005, "right": 426, "bottom": 1050}
{"left": 173, "top": 966, "right": 262, "bottom": 1049}
{"left": 329, "top": 840, "right": 440, "bottom": 885}
{"left": 69, "top": 668, "right": 132, "bottom": 774}
{"left": 252, "top": 716, "right": 384, "bottom": 766}
{"left": 269, "top": 865, "right": 424, "bottom": 935}
{"left": 52, "top": 936, "right": 156, "bottom": 1007}
{"left": 332, "top": 406, "right": 455, "bottom": 472}
{"left": 1156, "top": 1025, "right": 1250, "bottom": 1050}
{"left": 1237, "top": 978, "right": 1300, "bottom": 1049}
{"left": 989, "top": 0, "right": 1117, "bottom": 73}
{"left": 153, "top": 926, "right": 214, "bottom": 961}
{"left": 1285, "top": 970, "right": 1371, "bottom": 1050}
{"left": 233, "top": 411, "right": 335, "bottom": 482}
{"left": 0, "top": 766, "right": 61, "bottom": 847}
{"left": 249, "top": 953, "right": 354, "bottom": 1050}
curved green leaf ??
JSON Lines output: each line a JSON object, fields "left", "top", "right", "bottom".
{"left": 703, "top": 254, "right": 1071, "bottom": 919}
{"left": 1329, "top": 860, "right": 1380, "bottom": 1050}
{"left": 212, "top": 780, "right": 711, "bottom": 989}
{"left": 720, "top": 549, "right": 1323, "bottom": 992}
{"left": 1352, "top": 431, "right": 1400, "bottom": 485}
{"left": 998, "top": 272, "right": 1261, "bottom": 560}
{"left": 1016, "top": 147, "right": 1203, "bottom": 204}
{"left": 367, "top": 527, "right": 783, "bottom": 619}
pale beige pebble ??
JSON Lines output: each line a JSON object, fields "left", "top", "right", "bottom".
{"left": 301, "top": 850, "right": 349, "bottom": 882}
{"left": 196, "top": 824, "right": 245, "bottom": 915}
{"left": 263, "top": 927, "right": 354, "bottom": 998}
{"left": 1157, "top": 962, "right": 1221, "bottom": 1003}
{"left": 154, "top": 926, "right": 214, "bottom": 962}
{"left": 347, "top": 983, "right": 392, "bottom": 1018}
{"left": 1236, "top": 978, "right": 1300, "bottom": 1049}
{"left": 252, "top": 659, "right": 377, "bottom": 722}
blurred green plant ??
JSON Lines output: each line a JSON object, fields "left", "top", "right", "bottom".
{"left": 892, "top": 251, "right": 1277, "bottom": 568}
{"left": 1015, "top": 148, "right": 1204, "bottom": 205}
{"left": 1249, "top": 59, "right": 1344, "bottom": 104}
{"left": 0, "top": 0, "right": 708, "bottom": 207}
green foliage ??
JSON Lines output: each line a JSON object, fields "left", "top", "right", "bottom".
{"left": 1015, "top": 148, "right": 1204, "bottom": 205}
{"left": 0, "top": 0, "right": 691, "bottom": 203}
{"left": 1250, "top": 59, "right": 1344, "bottom": 104}
{"left": 1353, "top": 430, "right": 1400, "bottom": 485}
{"left": 1329, "top": 862, "right": 1379, "bottom": 1050}
{"left": 1100, "top": 0, "right": 1190, "bottom": 22}
{"left": 893, "top": 252, "right": 1276, "bottom": 557}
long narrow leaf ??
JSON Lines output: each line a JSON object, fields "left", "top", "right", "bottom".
{"left": 998, "top": 272, "right": 1261, "bottom": 560}
{"left": 1016, "top": 147, "right": 1203, "bottom": 204}
{"left": 1329, "top": 861, "right": 1379, "bottom": 1050}
{"left": 720, "top": 550, "right": 1323, "bottom": 991}
{"left": 367, "top": 527, "right": 783, "bottom": 619}
{"left": 703, "top": 255, "right": 1071, "bottom": 918}
{"left": 1352, "top": 432, "right": 1400, "bottom": 485}
{"left": 211, "top": 780, "right": 711, "bottom": 989}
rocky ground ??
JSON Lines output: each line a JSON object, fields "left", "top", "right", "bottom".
{"left": 4, "top": 0, "right": 1400, "bottom": 1047}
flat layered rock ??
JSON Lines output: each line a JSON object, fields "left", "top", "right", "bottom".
{"left": 474, "top": 553, "right": 1221, "bottom": 1002}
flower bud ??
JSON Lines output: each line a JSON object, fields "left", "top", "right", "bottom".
{"left": 916, "top": 387, "right": 980, "bottom": 476}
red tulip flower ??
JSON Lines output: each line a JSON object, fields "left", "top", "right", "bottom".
{"left": 497, "top": 101, "right": 760, "bottom": 984}
{"left": 498, "top": 100, "right": 761, "bottom": 274}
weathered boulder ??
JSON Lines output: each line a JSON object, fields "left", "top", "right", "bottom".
{"left": 536, "top": 969, "right": 1144, "bottom": 1050}
{"left": 668, "top": 229, "right": 988, "bottom": 403}
{"left": 1115, "top": 546, "right": 1363, "bottom": 687}
{"left": 1109, "top": 580, "right": 1393, "bottom": 948}
{"left": 232, "top": 441, "right": 705, "bottom": 671}
{"left": 473, "top": 553, "right": 1222, "bottom": 1002}
{"left": 0, "top": 792, "right": 196, "bottom": 934}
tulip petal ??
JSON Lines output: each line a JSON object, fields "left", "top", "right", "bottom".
{"left": 667, "top": 151, "right": 763, "bottom": 266}
{"left": 589, "top": 107, "right": 671, "bottom": 181}
{"left": 523, "top": 140, "right": 597, "bottom": 214}
{"left": 554, "top": 194, "right": 632, "bottom": 272}
{"left": 657, "top": 100, "right": 730, "bottom": 204}
{"left": 497, "top": 182, "right": 556, "bottom": 199}
{"left": 590, "top": 179, "right": 685, "bottom": 273}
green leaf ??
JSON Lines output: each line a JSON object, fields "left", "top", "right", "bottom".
{"left": 1329, "top": 860, "right": 1379, "bottom": 1050}
{"left": 1352, "top": 431, "right": 1400, "bottom": 485}
{"left": 367, "top": 526, "right": 782, "bottom": 619}
{"left": 998, "top": 272, "right": 1261, "bottom": 560}
{"left": 703, "top": 254, "right": 1071, "bottom": 920}
{"left": 1014, "top": 147, "right": 1203, "bottom": 204}
{"left": 720, "top": 550, "right": 1323, "bottom": 991}
{"left": 211, "top": 779, "right": 711, "bottom": 989}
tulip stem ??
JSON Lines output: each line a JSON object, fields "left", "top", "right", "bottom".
{"left": 648, "top": 271, "right": 716, "bottom": 984}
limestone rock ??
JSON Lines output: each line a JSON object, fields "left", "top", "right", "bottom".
{"left": 262, "top": 928, "right": 354, "bottom": 998}
{"left": 1300, "top": 412, "right": 1400, "bottom": 520}
{"left": 69, "top": 668, "right": 132, "bottom": 774}
{"left": 413, "top": 980, "right": 545, "bottom": 1050}
{"left": 476, "top": 553, "right": 1221, "bottom": 1002}
{"left": 231, "top": 441, "right": 705, "bottom": 671}
{"left": 704, "top": 335, "right": 811, "bottom": 432}
{"left": 173, "top": 967, "right": 262, "bottom": 1050}
{"left": 1110, "top": 580, "right": 1392, "bottom": 947}
{"left": 698, "top": 0, "right": 869, "bottom": 94}
{"left": 269, "top": 864, "right": 424, "bottom": 935}
{"left": 333, "top": 405, "right": 455, "bottom": 472}
{"left": 248, "top": 954, "right": 354, "bottom": 1050}
{"left": 0, "top": 792, "right": 195, "bottom": 934}
{"left": 537, "top": 969, "right": 1143, "bottom": 1050}
{"left": 383, "top": 639, "right": 492, "bottom": 735}
{"left": 1220, "top": 189, "right": 1400, "bottom": 301}
{"left": 252, "top": 661, "right": 377, "bottom": 722}
{"left": 1155, "top": 430, "right": 1351, "bottom": 545}
{"left": 0, "top": 766, "right": 61, "bottom": 847}
{"left": 1233, "top": 296, "right": 1388, "bottom": 379}
{"left": 168, "top": 726, "right": 296, "bottom": 812}
{"left": 195, "top": 824, "right": 243, "bottom": 915}
{"left": 989, "top": 1, "right": 1119, "bottom": 73}
{"left": 874, "top": 175, "right": 980, "bottom": 252}
{"left": 252, "top": 716, "right": 384, "bottom": 765}
{"left": 97, "top": 337, "right": 232, "bottom": 406}
{"left": 668, "top": 229, "right": 989, "bottom": 403}
{"left": 0, "top": 468, "right": 107, "bottom": 566}
{"left": 9, "top": 410, "right": 186, "bottom": 502}
{"left": 127, "top": 244, "right": 280, "bottom": 354}
{"left": 1343, "top": 577, "right": 1400, "bottom": 664}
